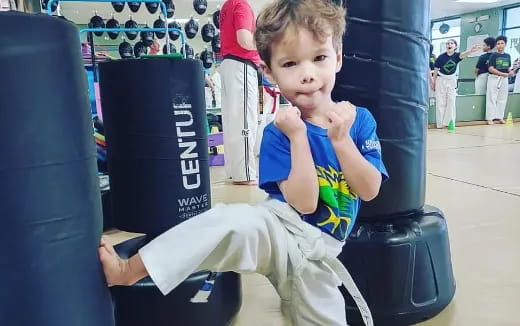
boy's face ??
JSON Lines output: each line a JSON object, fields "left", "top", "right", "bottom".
{"left": 262, "top": 26, "right": 342, "bottom": 112}
{"left": 496, "top": 40, "right": 506, "bottom": 52}
{"left": 483, "top": 43, "right": 491, "bottom": 52}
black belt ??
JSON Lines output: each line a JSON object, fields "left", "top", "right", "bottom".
{"left": 224, "top": 54, "right": 258, "bottom": 70}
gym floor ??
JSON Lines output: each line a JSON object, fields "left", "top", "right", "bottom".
{"left": 106, "top": 124, "right": 520, "bottom": 326}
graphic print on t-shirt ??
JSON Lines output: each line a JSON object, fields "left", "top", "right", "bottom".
{"left": 442, "top": 59, "right": 458, "bottom": 74}
{"left": 303, "top": 165, "right": 357, "bottom": 241}
{"left": 496, "top": 57, "right": 511, "bottom": 70}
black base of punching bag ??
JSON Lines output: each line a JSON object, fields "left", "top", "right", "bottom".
{"left": 341, "top": 206, "right": 455, "bottom": 325}
{"left": 112, "top": 236, "right": 242, "bottom": 326}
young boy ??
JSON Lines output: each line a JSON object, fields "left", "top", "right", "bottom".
{"left": 432, "top": 39, "right": 480, "bottom": 128}
{"left": 486, "top": 36, "right": 516, "bottom": 124}
{"left": 474, "top": 37, "right": 496, "bottom": 95}
{"left": 98, "top": 1, "right": 387, "bottom": 325}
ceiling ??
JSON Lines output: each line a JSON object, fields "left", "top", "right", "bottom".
{"left": 430, "top": 0, "right": 519, "bottom": 20}
{"left": 57, "top": 0, "right": 519, "bottom": 24}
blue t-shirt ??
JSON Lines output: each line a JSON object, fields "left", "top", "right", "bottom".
{"left": 259, "top": 107, "right": 388, "bottom": 241}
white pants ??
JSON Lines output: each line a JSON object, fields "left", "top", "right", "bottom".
{"left": 254, "top": 85, "right": 280, "bottom": 156}
{"left": 486, "top": 75, "right": 509, "bottom": 121}
{"left": 514, "top": 75, "right": 520, "bottom": 93}
{"left": 220, "top": 58, "right": 258, "bottom": 182}
{"left": 475, "top": 73, "right": 488, "bottom": 95}
{"left": 435, "top": 74, "right": 457, "bottom": 128}
{"left": 139, "top": 199, "right": 373, "bottom": 326}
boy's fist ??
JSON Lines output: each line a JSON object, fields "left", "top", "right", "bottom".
{"left": 274, "top": 106, "right": 307, "bottom": 139}
{"left": 326, "top": 101, "right": 356, "bottom": 144}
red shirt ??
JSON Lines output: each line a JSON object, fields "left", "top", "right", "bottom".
{"left": 220, "top": 0, "right": 261, "bottom": 66}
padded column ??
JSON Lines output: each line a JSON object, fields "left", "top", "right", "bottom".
{"left": 0, "top": 12, "right": 114, "bottom": 326}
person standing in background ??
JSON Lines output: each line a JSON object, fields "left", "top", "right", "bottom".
{"left": 474, "top": 37, "right": 495, "bottom": 95}
{"left": 512, "top": 58, "right": 520, "bottom": 93}
{"left": 149, "top": 39, "right": 161, "bottom": 55}
{"left": 220, "top": 0, "right": 261, "bottom": 185}
{"left": 432, "top": 39, "right": 480, "bottom": 129}
{"left": 486, "top": 36, "right": 516, "bottom": 125}
{"left": 429, "top": 43, "right": 436, "bottom": 98}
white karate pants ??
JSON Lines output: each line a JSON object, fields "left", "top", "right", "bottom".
{"left": 486, "top": 75, "right": 509, "bottom": 121}
{"left": 435, "top": 74, "right": 458, "bottom": 128}
{"left": 220, "top": 58, "right": 258, "bottom": 182}
{"left": 474, "top": 73, "right": 488, "bottom": 95}
{"left": 139, "top": 199, "right": 373, "bottom": 326}
{"left": 254, "top": 85, "right": 280, "bottom": 156}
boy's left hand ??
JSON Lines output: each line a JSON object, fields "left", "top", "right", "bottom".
{"left": 326, "top": 101, "right": 356, "bottom": 144}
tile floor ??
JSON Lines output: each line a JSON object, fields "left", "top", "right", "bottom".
{"left": 106, "top": 124, "right": 520, "bottom": 326}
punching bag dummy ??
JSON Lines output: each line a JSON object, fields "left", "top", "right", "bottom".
{"left": 333, "top": 1, "right": 455, "bottom": 325}
{"left": 0, "top": 12, "right": 114, "bottom": 326}
{"left": 333, "top": 0, "right": 429, "bottom": 218}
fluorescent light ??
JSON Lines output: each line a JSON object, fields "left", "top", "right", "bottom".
{"left": 456, "top": 0, "right": 499, "bottom": 3}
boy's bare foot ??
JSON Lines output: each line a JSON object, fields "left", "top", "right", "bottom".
{"left": 498, "top": 119, "right": 505, "bottom": 124}
{"left": 98, "top": 236, "right": 131, "bottom": 286}
{"left": 487, "top": 120, "right": 494, "bottom": 125}
{"left": 232, "top": 180, "right": 258, "bottom": 186}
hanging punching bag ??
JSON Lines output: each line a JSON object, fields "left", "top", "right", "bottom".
{"left": 0, "top": 12, "right": 114, "bottom": 326}
{"left": 99, "top": 58, "right": 211, "bottom": 237}
{"left": 333, "top": 0, "right": 429, "bottom": 218}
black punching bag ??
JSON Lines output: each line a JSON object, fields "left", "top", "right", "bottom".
{"left": 99, "top": 59, "right": 211, "bottom": 237}
{"left": 333, "top": 0, "right": 429, "bottom": 218}
{"left": 334, "top": 2, "right": 455, "bottom": 325}
{"left": 0, "top": 12, "right": 114, "bottom": 326}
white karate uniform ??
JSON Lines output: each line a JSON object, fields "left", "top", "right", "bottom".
{"left": 474, "top": 73, "right": 489, "bottom": 95}
{"left": 220, "top": 58, "right": 258, "bottom": 182}
{"left": 254, "top": 85, "right": 280, "bottom": 156}
{"left": 514, "top": 74, "right": 520, "bottom": 93}
{"left": 139, "top": 199, "right": 373, "bottom": 326}
{"left": 212, "top": 70, "right": 222, "bottom": 108}
{"left": 435, "top": 73, "right": 458, "bottom": 128}
{"left": 486, "top": 74, "right": 509, "bottom": 121}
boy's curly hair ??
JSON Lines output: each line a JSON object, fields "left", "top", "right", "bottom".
{"left": 254, "top": 0, "right": 346, "bottom": 67}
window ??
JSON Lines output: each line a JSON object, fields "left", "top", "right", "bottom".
{"left": 431, "top": 18, "right": 462, "bottom": 57}
{"left": 503, "top": 6, "right": 520, "bottom": 63}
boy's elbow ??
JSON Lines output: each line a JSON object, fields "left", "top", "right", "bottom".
{"left": 360, "top": 188, "right": 380, "bottom": 202}
{"left": 360, "top": 176, "right": 382, "bottom": 202}
{"left": 293, "top": 201, "right": 318, "bottom": 215}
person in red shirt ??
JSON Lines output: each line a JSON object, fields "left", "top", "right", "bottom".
{"left": 149, "top": 39, "right": 161, "bottom": 55}
{"left": 219, "top": 0, "right": 261, "bottom": 185}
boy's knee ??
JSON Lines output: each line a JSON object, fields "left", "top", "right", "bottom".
{"left": 219, "top": 204, "right": 271, "bottom": 237}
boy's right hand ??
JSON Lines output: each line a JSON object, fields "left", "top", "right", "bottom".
{"left": 274, "top": 106, "right": 306, "bottom": 140}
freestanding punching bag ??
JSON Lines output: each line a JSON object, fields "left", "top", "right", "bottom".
{"left": 99, "top": 58, "right": 241, "bottom": 326}
{"left": 0, "top": 12, "right": 114, "bottom": 326}
{"left": 333, "top": 1, "right": 455, "bottom": 325}
{"left": 100, "top": 59, "right": 211, "bottom": 237}
{"left": 334, "top": 0, "right": 428, "bottom": 218}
